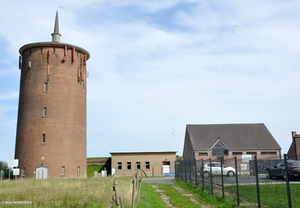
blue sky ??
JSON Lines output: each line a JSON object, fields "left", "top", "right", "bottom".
{"left": 1, "top": 1, "right": 300, "bottom": 162}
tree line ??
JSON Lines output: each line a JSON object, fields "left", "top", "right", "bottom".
{"left": 0, "top": 160, "right": 12, "bottom": 179}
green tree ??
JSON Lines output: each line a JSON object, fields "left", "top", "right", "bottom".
{"left": 0, "top": 160, "right": 9, "bottom": 179}
{"left": 0, "top": 160, "right": 8, "bottom": 170}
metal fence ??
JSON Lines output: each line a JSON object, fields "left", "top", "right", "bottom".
{"left": 175, "top": 154, "right": 296, "bottom": 208}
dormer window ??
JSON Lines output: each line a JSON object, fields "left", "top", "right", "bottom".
{"left": 212, "top": 141, "right": 228, "bottom": 156}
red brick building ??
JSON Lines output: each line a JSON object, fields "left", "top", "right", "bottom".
{"left": 287, "top": 131, "right": 300, "bottom": 160}
{"left": 183, "top": 123, "right": 282, "bottom": 161}
{"left": 14, "top": 12, "right": 90, "bottom": 178}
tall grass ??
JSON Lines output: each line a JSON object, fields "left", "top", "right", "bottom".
{"left": 0, "top": 177, "right": 133, "bottom": 207}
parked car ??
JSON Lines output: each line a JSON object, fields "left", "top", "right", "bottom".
{"left": 265, "top": 160, "right": 300, "bottom": 180}
{"left": 202, "top": 162, "right": 236, "bottom": 177}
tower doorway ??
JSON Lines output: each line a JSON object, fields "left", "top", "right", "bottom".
{"left": 36, "top": 166, "right": 48, "bottom": 179}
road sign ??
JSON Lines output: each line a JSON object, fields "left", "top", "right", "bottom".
{"left": 8, "top": 159, "right": 19, "bottom": 168}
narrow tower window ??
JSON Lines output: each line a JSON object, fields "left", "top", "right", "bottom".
{"left": 43, "top": 107, "right": 47, "bottom": 117}
{"left": 77, "top": 166, "right": 80, "bottom": 177}
{"left": 42, "top": 134, "right": 46, "bottom": 144}
{"left": 22, "top": 167, "right": 26, "bottom": 178}
{"left": 44, "top": 82, "right": 48, "bottom": 92}
{"left": 61, "top": 166, "right": 65, "bottom": 177}
{"left": 40, "top": 48, "right": 43, "bottom": 54}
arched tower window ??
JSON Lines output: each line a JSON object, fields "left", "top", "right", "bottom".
{"left": 61, "top": 166, "right": 65, "bottom": 177}
{"left": 77, "top": 166, "right": 80, "bottom": 177}
{"left": 42, "top": 134, "right": 46, "bottom": 144}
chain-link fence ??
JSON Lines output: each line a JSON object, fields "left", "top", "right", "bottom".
{"left": 175, "top": 154, "right": 297, "bottom": 208}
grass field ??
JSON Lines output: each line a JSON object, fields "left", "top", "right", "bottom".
{"left": 0, "top": 177, "right": 235, "bottom": 208}
{"left": 0, "top": 177, "right": 133, "bottom": 208}
{"left": 86, "top": 165, "right": 102, "bottom": 177}
{"left": 2, "top": 176, "right": 297, "bottom": 208}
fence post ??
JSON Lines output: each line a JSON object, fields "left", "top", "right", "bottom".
{"left": 284, "top": 154, "right": 292, "bottom": 208}
{"left": 220, "top": 156, "right": 224, "bottom": 198}
{"left": 184, "top": 160, "right": 187, "bottom": 183}
{"left": 194, "top": 159, "right": 198, "bottom": 187}
{"left": 179, "top": 161, "right": 182, "bottom": 180}
{"left": 175, "top": 161, "right": 177, "bottom": 179}
{"left": 201, "top": 159, "right": 204, "bottom": 190}
{"left": 136, "top": 175, "right": 142, "bottom": 207}
{"left": 254, "top": 155, "right": 261, "bottom": 208}
{"left": 178, "top": 161, "right": 182, "bottom": 180}
{"left": 114, "top": 180, "right": 120, "bottom": 208}
{"left": 189, "top": 159, "right": 192, "bottom": 184}
{"left": 209, "top": 159, "right": 213, "bottom": 196}
{"left": 131, "top": 175, "right": 137, "bottom": 208}
{"left": 234, "top": 156, "right": 240, "bottom": 207}
{"left": 174, "top": 161, "right": 178, "bottom": 179}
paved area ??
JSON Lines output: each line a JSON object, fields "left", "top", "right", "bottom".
{"left": 142, "top": 176, "right": 175, "bottom": 184}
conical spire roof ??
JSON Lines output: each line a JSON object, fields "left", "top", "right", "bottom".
{"left": 51, "top": 11, "right": 61, "bottom": 42}
{"left": 20, "top": 11, "right": 90, "bottom": 60}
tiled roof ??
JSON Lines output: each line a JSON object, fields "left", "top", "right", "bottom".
{"left": 110, "top": 151, "right": 177, "bottom": 154}
{"left": 186, "top": 123, "right": 281, "bottom": 151}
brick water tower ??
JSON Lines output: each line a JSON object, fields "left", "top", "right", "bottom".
{"left": 14, "top": 12, "right": 90, "bottom": 178}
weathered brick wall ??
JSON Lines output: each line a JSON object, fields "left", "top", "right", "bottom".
{"left": 15, "top": 43, "right": 89, "bottom": 178}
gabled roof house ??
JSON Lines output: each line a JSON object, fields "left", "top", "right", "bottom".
{"left": 183, "top": 123, "right": 281, "bottom": 161}
{"left": 287, "top": 131, "right": 300, "bottom": 160}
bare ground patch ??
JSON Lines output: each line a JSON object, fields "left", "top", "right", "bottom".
{"left": 152, "top": 184, "right": 175, "bottom": 208}
{"left": 152, "top": 184, "right": 213, "bottom": 208}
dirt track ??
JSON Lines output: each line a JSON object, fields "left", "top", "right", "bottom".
{"left": 143, "top": 177, "right": 212, "bottom": 208}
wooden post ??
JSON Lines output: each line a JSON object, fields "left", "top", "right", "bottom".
{"left": 131, "top": 176, "right": 136, "bottom": 208}
{"left": 114, "top": 180, "right": 120, "bottom": 208}
{"left": 135, "top": 176, "right": 142, "bottom": 206}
